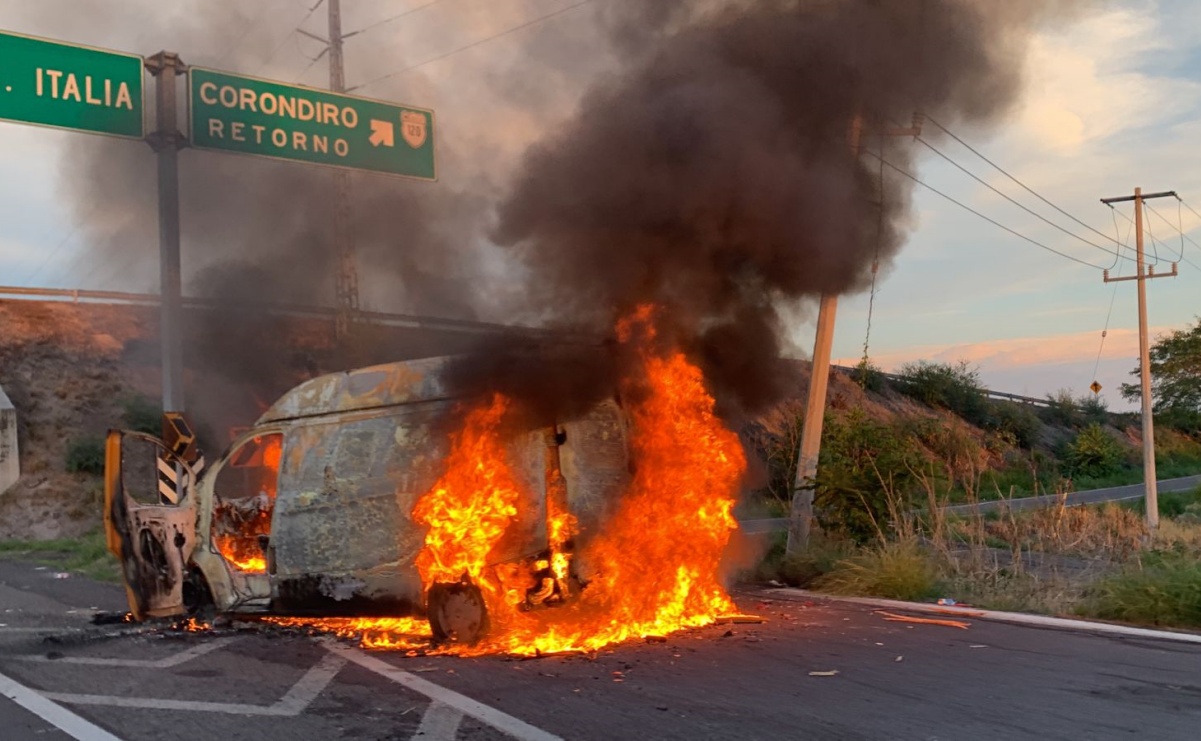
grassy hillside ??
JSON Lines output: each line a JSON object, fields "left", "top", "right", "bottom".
{"left": 745, "top": 359, "right": 1201, "bottom": 631}
{"left": 744, "top": 359, "right": 1201, "bottom": 535}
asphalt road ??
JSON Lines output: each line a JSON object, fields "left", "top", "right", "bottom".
{"left": 2, "top": 557, "right": 1200, "bottom": 740}
{"left": 940, "top": 474, "right": 1201, "bottom": 518}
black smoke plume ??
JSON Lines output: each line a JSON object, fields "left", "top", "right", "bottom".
{"left": 30, "top": 0, "right": 1080, "bottom": 433}
{"left": 451, "top": 0, "right": 1080, "bottom": 422}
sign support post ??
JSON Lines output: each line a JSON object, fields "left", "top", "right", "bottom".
{"left": 146, "top": 51, "right": 185, "bottom": 415}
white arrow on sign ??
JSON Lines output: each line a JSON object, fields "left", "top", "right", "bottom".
{"left": 369, "top": 119, "right": 394, "bottom": 147}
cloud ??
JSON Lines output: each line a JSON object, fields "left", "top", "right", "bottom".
{"left": 848, "top": 325, "right": 1152, "bottom": 369}
{"left": 1014, "top": 4, "right": 1198, "bottom": 155}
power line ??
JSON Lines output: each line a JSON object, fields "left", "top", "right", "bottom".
{"left": 913, "top": 133, "right": 1132, "bottom": 264}
{"left": 1147, "top": 201, "right": 1201, "bottom": 256}
{"left": 862, "top": 149, "right": 1108, "bottom": 270}
{"left": 1091, "top": 212, "right": 1134, "bottom": 385}
{"left": 349, "top": 0, "right": 592, "bottom": 92}
{"left": 1180, "top": 197, "right": 1201, "bottom": 224}
{"left": 925, "top": 115, "right": 1122, "bottom": 248}
{"left": 255, "top": 0, "right": 326, "bottom": 76}
{"left": 861, "top": 132, "right": 886, "bottom": 367}
{"left": 1115, "top": 203, "right": 1201, "bottom": 272}
{"left": 1144, "top": 205, "right": 1161, "bottom": 265}
{"left": 294, "top": 45, "right": 329, "bottom": 82}
{"left": 21, "top": 223, "right": 85, "bottom": 285}
{"left": 345, "top": 0, "right": 448, "bottom": 37}
{"left": 212, "top": 1, "right": 279, "bottom": 67}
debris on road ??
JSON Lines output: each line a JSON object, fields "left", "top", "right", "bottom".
{"left": 931, "top": 607, "right": 985, "bottom": 617}
{"left": 808, "top": 670, "right": 839, "bottom": 677}
{"left": 715, "top": 614, "right": 765, "bottom": 625}
{"left": 876, "top": 611, "right": 970, "bottom": 630}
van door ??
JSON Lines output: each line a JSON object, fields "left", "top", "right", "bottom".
{"left": 104, "top": 429, "right": 199, "bottom": 620}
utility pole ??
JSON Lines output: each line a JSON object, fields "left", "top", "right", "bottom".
{"left": 146, "top": 51, "right": 186, "bottom": 415}
{"left": 327, "top": 0, "right": 360, "bottom": 340}
{"left": 786, "top": 112, "right": 922, "bottom": 555}
{"left": 1100, "top": 187, "right": 1178, "bottom": 530}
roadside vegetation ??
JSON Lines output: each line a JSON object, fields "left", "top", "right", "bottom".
{"left": 0, "top": 529, "right": 120, "bottom": 582}
{"left": 748, "top": 322, "right": 1201, "bottom": 631}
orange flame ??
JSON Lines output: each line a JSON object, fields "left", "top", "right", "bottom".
{"left": 264, "top": 616, "right": 431, "bottom": 650}
{"left": 415, "top": 305, "right": 743, "bottom": 655}
{"left": 410, "top": 393, "right": 522, "bottom": 599}
{"left": 213, "top": 540, "right": 267, "bottom": 573}
{"left": 212, "top": 435, "right": 281, "bottom": 574}
{"left": 266, "top": 306, "right": 746, "bottom": 655}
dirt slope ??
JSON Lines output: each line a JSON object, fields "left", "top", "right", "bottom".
{"left": 0, "top": 300, "right": 157, "bottom": 538}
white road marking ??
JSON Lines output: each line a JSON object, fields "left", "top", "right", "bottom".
{"left": 413, "top": 701, "right": 464, "bottom": 740}
{"left": 0, "top": 668, "right": 124, "bottom": 741}
{"left": 19, "top": 637, "right": 238, "bottom": 667}
{"left": 330, "top": 644, "right": 563, "bottom": 741}
{"left": 275, "top": 653, "right": 347, "bottom": 714}
{"left": 40, "top": 653, "right": 346, "bottom": 717}
{"left": 775, "top": 589, "right": 1201, "bottom": 645}
{"left": 38, "top": 693, "right": 294, "bottom": 716}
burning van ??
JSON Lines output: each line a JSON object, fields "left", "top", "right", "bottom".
{"left": 104, "top": 356, "right": 632, "bottom": 643}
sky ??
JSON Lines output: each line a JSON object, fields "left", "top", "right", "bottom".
{"left": 0, "top": 0, "right": 1199, "bottom": 411}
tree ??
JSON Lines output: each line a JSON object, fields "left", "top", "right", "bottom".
{"left": 1121, "top": 318, "right": 1201, "bottom": 433}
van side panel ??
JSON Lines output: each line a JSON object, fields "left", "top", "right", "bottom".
{"left": 271, "top": 404, "right": 449, "bottom": 614}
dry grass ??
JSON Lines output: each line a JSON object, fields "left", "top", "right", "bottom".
{"left": 963, "top": 502, "right": 1145, "bottom": 561}
{"left": 812, "top": 540, "right": 942, "bottom": 602}
{"left": 797, "top": 471, "right": 1201, "bottom": 628}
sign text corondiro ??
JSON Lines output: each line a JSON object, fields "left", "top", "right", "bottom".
{"left": 189, "top": 68, "right": 435, "bottom": 180}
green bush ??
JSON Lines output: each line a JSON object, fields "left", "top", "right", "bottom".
{"left": 1143, "top": 488, "right": 1201, "bottom": 520}
{"left": 1042, "top": 389, "right": 1083, "bottom": 428}
{"left": 1079, "top": 394, "right": 1110, "bottom": 426}
{"left": 65, "top": 436, "right": 105, "bottom": 474}
{"left": 1042, "top": 390, "right": 1109, "bottom": 429}
{"left": 1063, "top": 423, "right": 1126, "bottom": 478}
{"left": 895, "top": 360, "right": 989, "bottom": 427}
{"left": 812, "top": 541, "right": 943, "bottom": 602}
{"left": 1085, "top": 552, "right": 1201, "bottom": 628}
{"left": 754, "top": 533, "right": 856, "bottom": 588}
{"left": 121, "top": 395, "right": 162, "bottom": 436}
{"left": 852, "top": 358, "right": 887, "bottom": 394}
{"left": 986, "top": 401, "right": 1042, "bottom": 450}
{"left": 982, "top": 450, "right": 1061, "bottom": 500}
{"left": 815, "top": 411, "right": 922, "bottom": 541}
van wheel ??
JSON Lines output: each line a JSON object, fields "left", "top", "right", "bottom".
{"left": 427, "top": 580, "right": 489, "bottom": 645}
{"left": 182, "top": 568, "right": 214, "bottom": 617}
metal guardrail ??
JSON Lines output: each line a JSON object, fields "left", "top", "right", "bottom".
{"left": 735, "top": 518, "right": 789, "bottom": 535}
{"left": 830, "top": 364, "right": 1053, "bottom": 408}
{"left": 0, "top": 285, "right": 585, "bottom": 341}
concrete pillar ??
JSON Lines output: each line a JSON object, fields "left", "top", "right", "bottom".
{"left": 0, "top": 385, "right": 17, "bottom": 495}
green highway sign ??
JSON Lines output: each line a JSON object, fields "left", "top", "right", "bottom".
{"left": 0, "top": 30, "right": 144, "bottom": 138}
{"left": 189, "top": 68, "right": 436, "bottom": 180}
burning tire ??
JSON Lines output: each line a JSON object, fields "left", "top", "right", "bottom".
{"left": 426, "top": 580, "right": 489, "bottom": 645}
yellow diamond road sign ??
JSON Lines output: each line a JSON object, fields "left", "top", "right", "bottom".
{"left": 1090, "top": 381, "right": 1102, "bottom": 394}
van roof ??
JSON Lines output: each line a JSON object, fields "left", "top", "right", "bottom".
{"left": 256, "top": 356, "right": 454, "bottom": 424}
